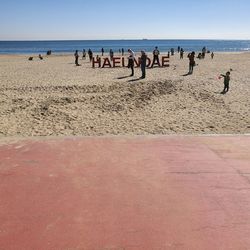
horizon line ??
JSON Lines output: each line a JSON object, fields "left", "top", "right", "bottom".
{"left": 1, "top": 38, "right": 250, "bottom": 42}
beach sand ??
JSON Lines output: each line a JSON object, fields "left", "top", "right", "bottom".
{"left": 0, "top": 52, "right": 249, "bottom": 137}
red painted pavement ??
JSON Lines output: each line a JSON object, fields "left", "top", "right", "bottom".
{"left": 0, "top": 136, "right": 250, "bottom": 250}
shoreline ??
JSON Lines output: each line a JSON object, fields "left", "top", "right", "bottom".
{"left": 1, "top": 51, "right": 250, "bottom": 56}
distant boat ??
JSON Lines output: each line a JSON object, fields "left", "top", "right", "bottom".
{"left": 142, "top": 38, "right": 148, "bottom": 40}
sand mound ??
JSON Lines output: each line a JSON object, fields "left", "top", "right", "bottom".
{"left": 93, "top": 80, "right": 177, "bottom": 112}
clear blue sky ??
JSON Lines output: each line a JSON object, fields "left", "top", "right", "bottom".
{"left": 0, "top": 0, "right": 250, "bottom": 40}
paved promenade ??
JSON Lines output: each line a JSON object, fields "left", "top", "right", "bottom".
{"left": 0, "top": 135, "right": 250, "bottom": 249}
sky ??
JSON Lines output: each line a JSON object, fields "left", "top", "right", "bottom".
{"left": 0, "top": 0, "right": 250, "bottom": 40}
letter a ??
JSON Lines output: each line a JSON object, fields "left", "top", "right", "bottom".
{"left": 102, "top": 58, "right": 112, "bottom": 68}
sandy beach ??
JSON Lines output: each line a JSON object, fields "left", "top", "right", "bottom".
{"left": 0, "top": 52, "right": 249, "bottom": 137}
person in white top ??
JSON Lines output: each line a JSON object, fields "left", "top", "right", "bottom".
{"left": 151, "top": 46, "right": 160, "bottom": 67}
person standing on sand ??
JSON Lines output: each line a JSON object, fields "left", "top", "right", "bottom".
{"left": 140, "top": 50, "right": 147, "bottom": 79}
{"left": 171, "top": 48, "right": 174, "bottom": 56}
{"left": 88, "top": 49, "right": 93, "bottom": 62}
{"left": 82, "top": 49, "right": 86, "bottom": 59}
{"left": 109, "top": 49, "right": 114, "bottom": 61}
{"left": 211, "top": 52, "right": 214, "bottom": 59}
{"left": 180, "top": 48, "right": 184, "bottom": 59}
{"left": 101, "top": 48, "right": 104, "bottom": 56}
{"left": 188, "top": 51, "right": 195, "bottom": 74}
{"left": 127, "top": 49, "right": 135, "bottom": 76}
{"left": 151, "top": 46, "right": 160, "bottom": 67}
{"left": 220, "top": 71, "right": 230, "bottom": 94}
{"left": 202, "top": 46, "right": 206, "bottom": 59}
{"left": 122, "top": 48, "right": 124, "bottom": 56}
{"left": 74, "top": 50, "right": 80, "bottom": 66}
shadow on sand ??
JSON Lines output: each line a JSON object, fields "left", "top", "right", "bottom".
{"left": 181, "top": 72, "right": 192, "bottom": 77}
{"left": 117, "top": 76, "right": 131, "bottom": 80}
{"left": 127, "top": 78, "right": 143, "bottom": 82}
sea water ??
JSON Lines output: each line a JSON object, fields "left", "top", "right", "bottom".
{"left": 0, "top": 40, "right": 250, "bottom": 54}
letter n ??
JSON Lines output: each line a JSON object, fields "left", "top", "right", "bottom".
{"left": 134, "top": 58, "right": 140, "bottom": 68}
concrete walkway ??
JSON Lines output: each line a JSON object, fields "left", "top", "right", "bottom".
{"left": 0, "top": 135, "right": 250, "bottom": 250}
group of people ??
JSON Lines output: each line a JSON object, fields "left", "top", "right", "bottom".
{"left": 74, "top": 47, "right": 153, "bottom": 79}
{"left": 189, "top": 51, "right": 215, "bottom": 74}
{"left": 28, "top": 54, "right": 43, "bottom": 61}
{"left": 74, "top": 49, "right": 94, "bottom": 65}
{"left": 101, "top": 48, "right": 124, "bottom": 56}
{"left": 127, "top": 49, "right": 147, "bottom": 78}
{"left": 127, "top": 46, "right": 161, "bottom": 78}
{"left": 197, "top": 47, "right": 214, "bottom": 60}
{"left": 73, "top": 46, "right": 230, "bottom": 94}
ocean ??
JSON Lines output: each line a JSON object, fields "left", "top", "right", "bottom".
{"left": 0, "top": 40, "right": 250, "bottom": 54}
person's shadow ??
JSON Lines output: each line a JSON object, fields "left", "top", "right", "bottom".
{"left": 213, "top": 91, "right": 226, "bottom": 95}
{"left": 117, "top": 76, "right": 131, "bottom": 79}
{"left": 128, "top": 77, "right": 142, "bottom": 82}
{"left": 182, "top": 72, "right": 191, "bottom": 76}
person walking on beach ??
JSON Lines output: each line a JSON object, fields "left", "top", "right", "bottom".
{"left": 220, "top": 71, "right": 231, "bottom": 94}
{"left": 178, "top": 46, "right": 180, "bottom": 53}
{"left": 151, "top": 46, "right": 160, "bottom": 67}
{"left": 88, "top": 49, "right": 93, "bottom": 62}
{"left": 140, "top": 50, "right": 147, "bottom": 79}
{"left": 127, "top": 49, "right": 135, "bottom": 76}
{"left": 211, "top": 52, "right": 214, "bottom": 59}
{"left": 188, "top": 51, "right": 195, "bottom": 74}
{"left": 122, "top": 48, "right": 124, "bottom": 56}
{"left": 101, "top": 48, "right": 104, "bottom": 56}
{"left": 74, "top": 50, "right": 80, "bottom": 66}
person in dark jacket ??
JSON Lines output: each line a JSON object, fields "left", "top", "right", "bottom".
{"left": 220, "top": 71, "right": 231, "bottom": 94}
{"left": 127, "top": 49, "right": 135, "bottom": 76}
{"left": 188, "top": 51, "right": 195, "bottom": 74}
{"left": 140, "top": 50, "right": 147, "bottom": 79}
{"left": 180, "top": 48, "right": 184, "bottom": 59}
{"left": 109, "top": 49, "right": 114, "bottom": 61}
{"left": 88, "top": 49, "right": 93, "bottom": 62}
{"left": 74, "top": 50, "right": 80, "bottom": 66}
